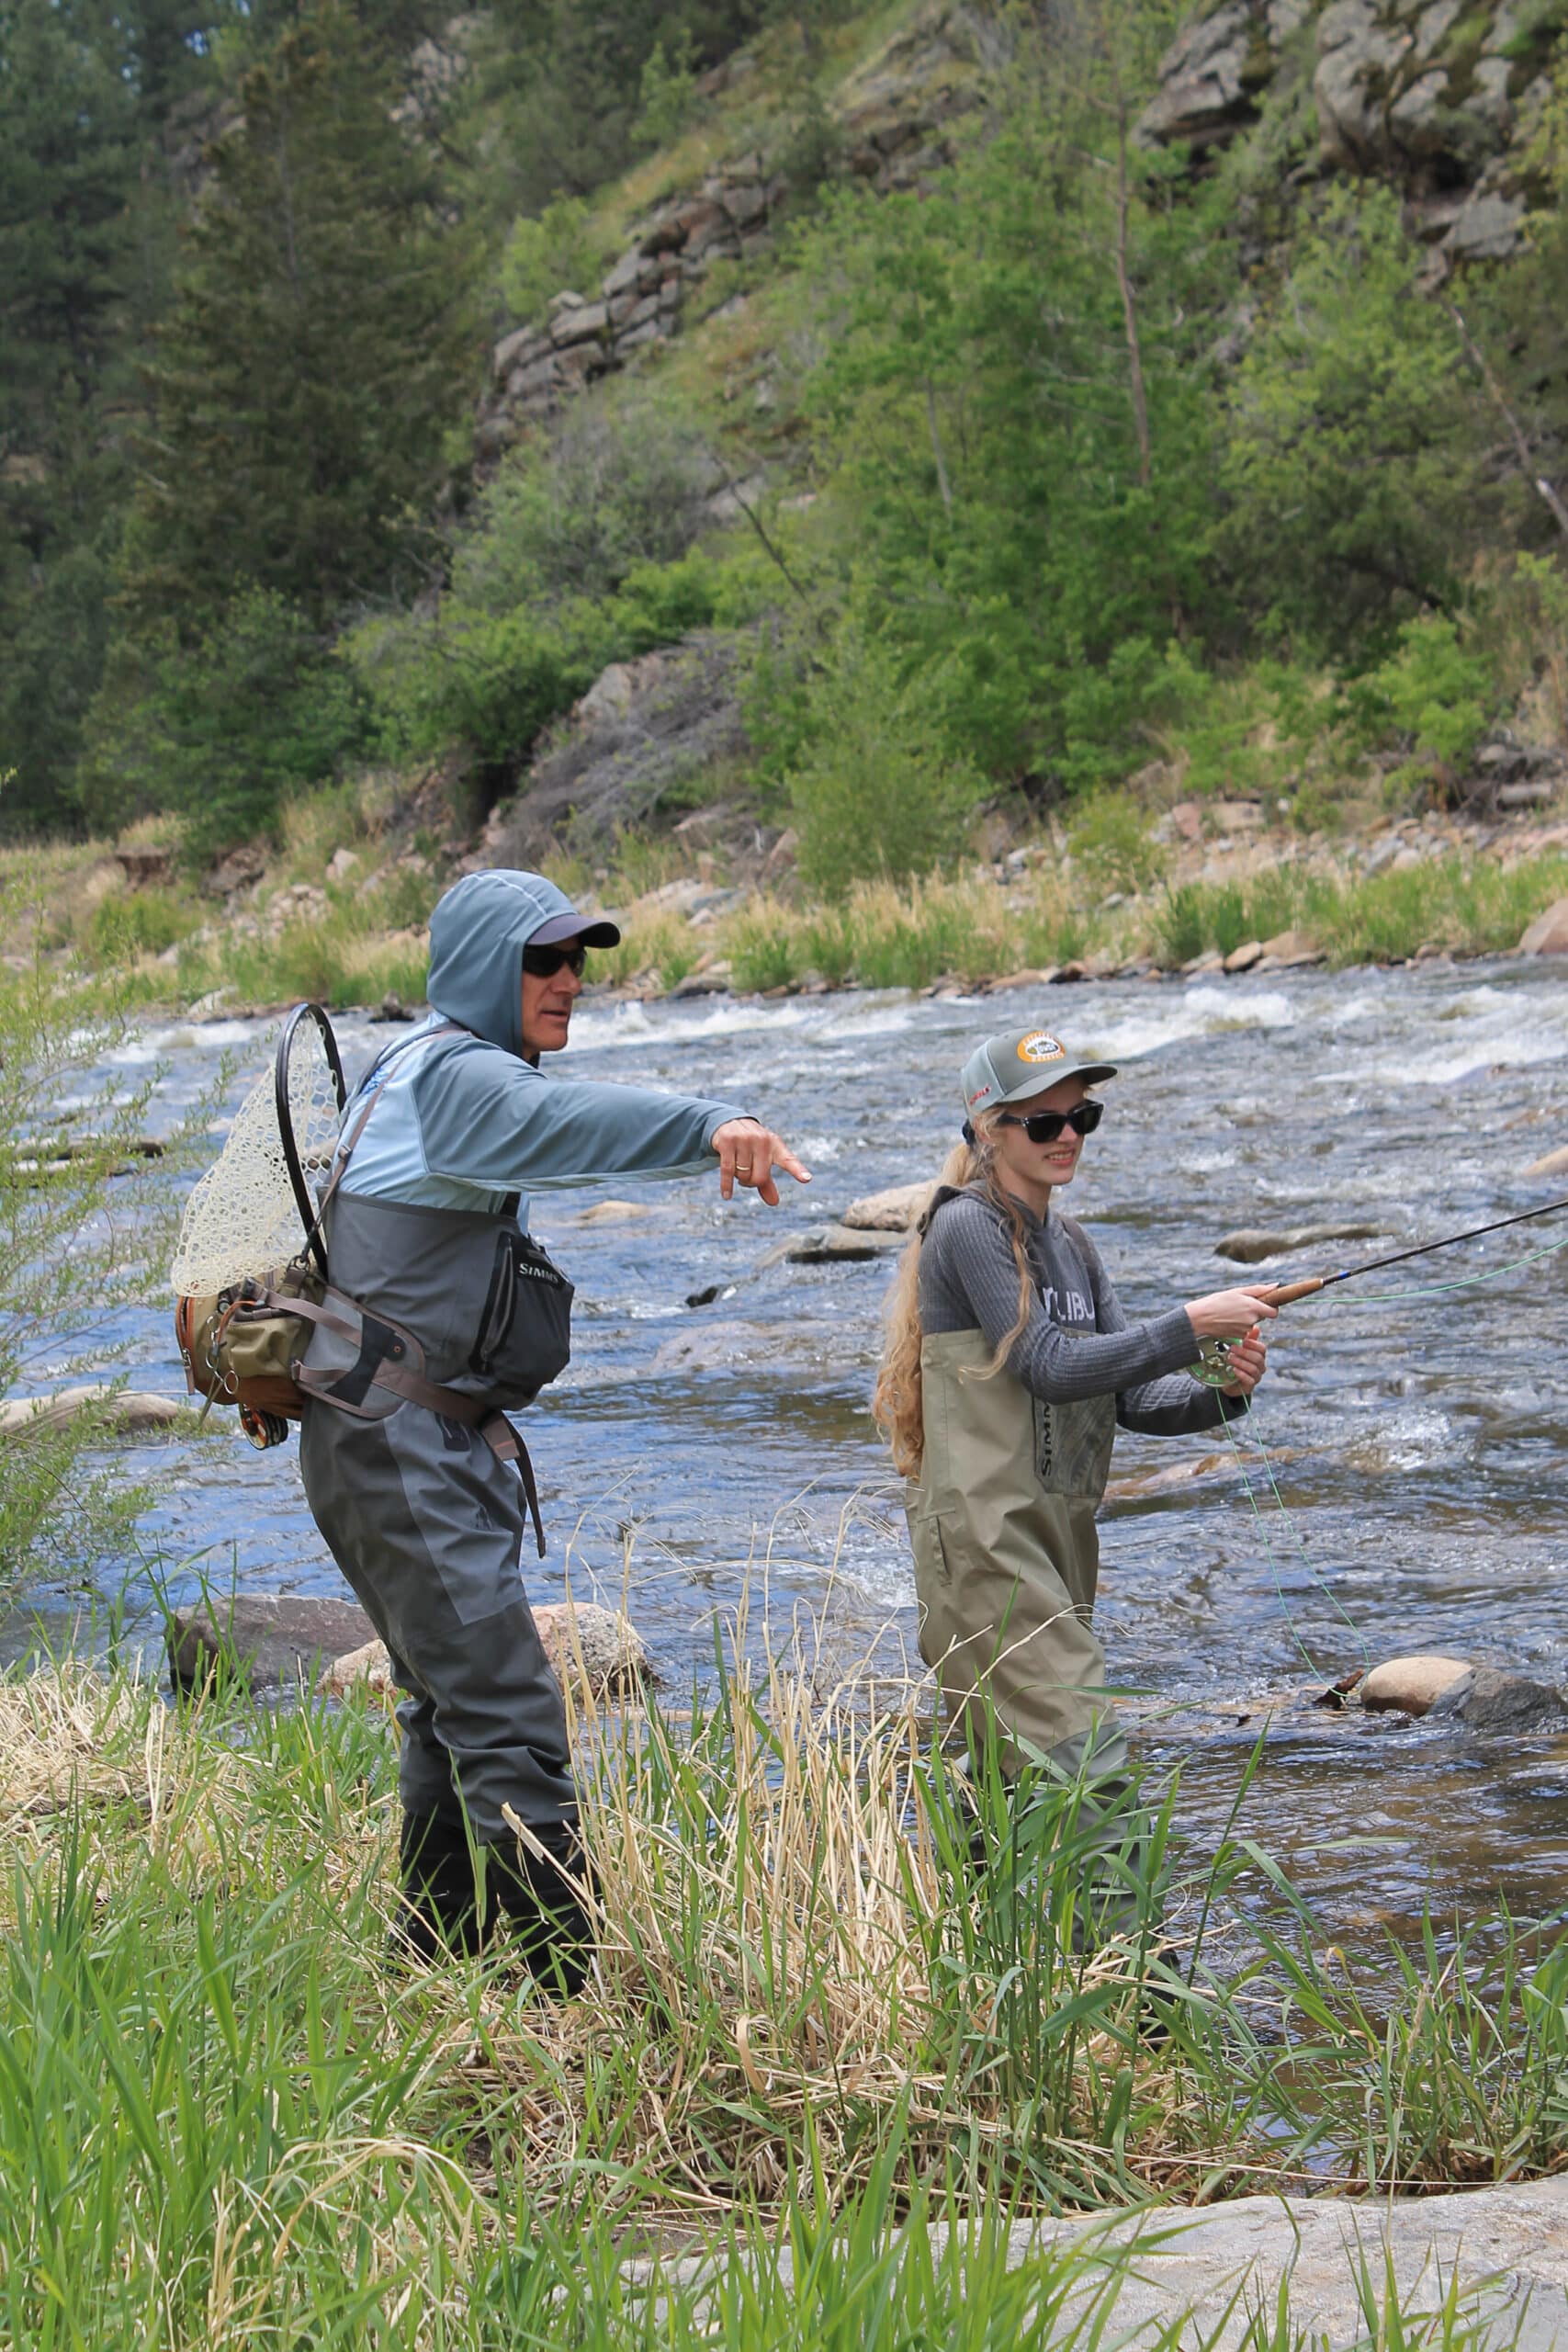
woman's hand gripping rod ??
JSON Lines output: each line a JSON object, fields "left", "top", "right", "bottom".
{"left": 1189, "top": 1187, "right": 1568, "bottom": 1385}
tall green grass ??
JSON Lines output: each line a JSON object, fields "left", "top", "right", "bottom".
{"left": 1, "top": 1642, "right": 1566, "bottom": 2343}
{"left": 1155, "top": 854, "right": 1568, "bottom": 969}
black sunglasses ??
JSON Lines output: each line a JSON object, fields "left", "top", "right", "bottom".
{"left": 994, "top": 1099, "right": 1105, "bottom": 1145}
{"left": 522, "top": 942, "right": 588, "bottom": 979}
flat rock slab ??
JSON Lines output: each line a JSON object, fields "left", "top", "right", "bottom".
{"left": 168, "top": 1595, "right": 373, "bottom": 1691}
{"left": 1214, "top": 1222, "right": 1385, "bottom": 1264}
{"left": 1002, "top": 2177, "right": 1568, "bottom": 2348}
{"left": 643, "top": 2179, "right": 1568, "bottom": 2345}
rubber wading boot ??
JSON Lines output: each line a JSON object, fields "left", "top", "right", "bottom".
{"left": 489, "top": 1820, "right": 597, "bottom": 1996}
{"left": 391, "top": 1811, "right": 487, "bottom": 1963}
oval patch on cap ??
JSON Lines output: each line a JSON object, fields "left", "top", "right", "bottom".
{"left": 1017, "top": 1031, "right": 1066, "bottom": 1065}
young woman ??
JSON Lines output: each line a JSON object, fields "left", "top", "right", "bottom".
{"left": 874, "top": 1025, "right": 1272, "bottom": 1797}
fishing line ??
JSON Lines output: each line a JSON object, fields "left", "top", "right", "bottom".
{"left": 1344, "top": 1222, "right": 1568, "bottom": 1305}
{"left": 1209, "top": 1212, "right": 1568, "bottom": 1677}
{"left": 1218, "top": 1398, "right": 1368, "bottom": 1683}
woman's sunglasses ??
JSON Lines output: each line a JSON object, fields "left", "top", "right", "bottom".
{"left": 522, "top": 942, "right": 588, "bottom": 979}
{"left": 994, "top": 1099, "right": 1104, "bottom": 1145}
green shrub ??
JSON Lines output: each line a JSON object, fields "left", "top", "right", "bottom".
{"left": 350, "top": 552, "right": 726, "bottom": 769}
{"left": 1155, "top": 884, "right": 1207, "bottom": 966}
{"left": 1353, "top": 615, "right": 1496, "bottom": 785}
{"left": 498, "top": 196, "right": 610, "bottom": 322}
{"left": 1065, "top": 790, "right": 1167, "bottom": 898}
{"left": 785, "top": 629, "right": 985, "bottom": 895}
{"left": 631, "top": 30, "right": 698, "bottom": 153}
{"left": 85, "top": 885, "right": 201, "bottom": 965}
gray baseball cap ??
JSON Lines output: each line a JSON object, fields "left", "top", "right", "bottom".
{"left": 960, "top": 1027, "right": 1118, "bottom": 1117}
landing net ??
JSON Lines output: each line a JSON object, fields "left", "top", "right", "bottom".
{"left": 169, "top": 1022, "right": 344, "bottom": 1296}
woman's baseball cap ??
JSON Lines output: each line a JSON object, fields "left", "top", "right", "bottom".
{"left": 960, "top": 1027, "right": 1117, "bottom": 1116}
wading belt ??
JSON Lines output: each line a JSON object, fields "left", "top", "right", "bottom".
{"left": 289, "top": 1023, "right": 546, "bottom": 1555}
{"left": 272, "top": 1284, "right": 547, "bottom": 1556}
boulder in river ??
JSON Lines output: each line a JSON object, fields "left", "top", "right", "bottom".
{"left": 321, "top": 1601, "right": 652, "bottom": 1703}
{"left": 169, "top": 1595, "right": 374, "bottom": 1691}
{"left": 1213, "top": 1221, "right": 1385, "bottom": 1264}
{"left": 0, "top": 1386, "right": 185, "bottom": 1439}
{"left": 1523, "top": 1144, "right": 1568, "bottom": 1179}
{"left": 840, "top": 1181, "right": 936, "bottom": 1232}
{"left": 573, "top": 1198, "right": 661, "bottom": 1227}
{"left": 1359, "top": 1655, "right": 1472, "bottom": 1717}
{"left": 1426, "top": 1666, "right": 1568, "bottom": 1734}
{"left": 1222, "top": 939, "right": 1264, "bottom": 974}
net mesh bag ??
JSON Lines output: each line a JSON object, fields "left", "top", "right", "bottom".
{"left": 170, "top": 1025, "right": 344, "bottom": 1296}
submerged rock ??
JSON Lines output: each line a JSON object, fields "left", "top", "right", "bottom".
{"left": 1426, "top": 1665, "right": 1568, "bottom": 1733}
{"left": 1214, "top": 1220, "right": 1385, "bottom": 1264}
{"left": 1359, "top": 1655, "right": 1472, "bottom": 1716}
{"left": 573, "top": 1199, "right": 661, "bottom": 1227}
{"left": 758, "top": 1223, "right": 906, "bottom": 1265}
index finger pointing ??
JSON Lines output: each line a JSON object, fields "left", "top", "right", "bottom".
{"left": 773, "top": 1147, "right": 812, "bottom": 1184}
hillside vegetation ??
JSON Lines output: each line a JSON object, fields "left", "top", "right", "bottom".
{"left": 7, "top": 0, "right": 1568, "bottom": 922}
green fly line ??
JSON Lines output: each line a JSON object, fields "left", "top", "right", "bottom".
{"left": 1213, "top": 1218, "right": 1568, "bottom": 1679}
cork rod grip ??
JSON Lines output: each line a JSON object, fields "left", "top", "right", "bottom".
{"left": 1250, "top": 1277, "right": 1325, "bottom": 1307}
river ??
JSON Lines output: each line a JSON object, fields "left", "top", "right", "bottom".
{"left": 34, "top": 957, "right": 1568, "bottom": 1939}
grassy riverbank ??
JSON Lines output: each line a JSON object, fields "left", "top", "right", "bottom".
{"left": 15, "top": 807, "right": 1568, "bottom": 1016}
{"left": 5, "top": 1639, "right": 1567, "bottom": 2344}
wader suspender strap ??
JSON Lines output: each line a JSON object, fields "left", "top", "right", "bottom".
{"left": 288, "top": 1023, "right": 549, "bottom": 1556}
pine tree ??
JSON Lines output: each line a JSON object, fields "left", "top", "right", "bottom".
{"left": 0, "top": 0, "right": 142, "bottom": 831}
{"left": 125, "top": 0, "right": 479, "bottom": 628}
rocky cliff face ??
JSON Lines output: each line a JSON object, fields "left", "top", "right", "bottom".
{"left": 1139, "top": 0, "right": 1564, "bottom": 265}
{"left": 475, "top": 1, "right": 994, "bottom": 460}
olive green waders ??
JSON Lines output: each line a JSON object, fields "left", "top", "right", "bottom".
{"left": 908, "top": 1330, "right": 1145, "bottom": 1928}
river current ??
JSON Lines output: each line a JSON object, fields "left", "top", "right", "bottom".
{"left": 33, "top": 957, "right": 1568, "bottom": 1937}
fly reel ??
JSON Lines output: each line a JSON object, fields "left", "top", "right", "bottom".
{"left": 1189, "top": 1336, "right": 1241, "bottom": 1390}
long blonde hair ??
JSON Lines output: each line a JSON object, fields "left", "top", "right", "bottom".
{"left": 871, "top": 1119, "right": 1036, "bottom": 1481}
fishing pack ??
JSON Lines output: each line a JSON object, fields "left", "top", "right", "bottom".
{"left": 171, "top": 1004, "right": 569, "bottom": 1547}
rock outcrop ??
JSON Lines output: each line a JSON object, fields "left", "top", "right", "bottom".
{"left": 481, "top": 633, "right": 750, "bottom": 865}
{"left": 475, "top": 1, "right": 988, "bottom": 456}
{"left": 1139, "top": 0, "right": 1560, "bottom": 263}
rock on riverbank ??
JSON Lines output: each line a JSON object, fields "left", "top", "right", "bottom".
{"left": 168, "top": 1593, "right": 654, "bottom": 1701}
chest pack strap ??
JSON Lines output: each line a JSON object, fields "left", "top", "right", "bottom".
{"left": 251, "top": 1279, "right": 547, "bottom": 1557}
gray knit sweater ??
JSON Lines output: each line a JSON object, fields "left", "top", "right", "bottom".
{"left": 918, "top": 1187, "right": 1243, "bottom": 1436}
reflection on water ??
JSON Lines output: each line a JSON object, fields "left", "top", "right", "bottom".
{"left": 29, "top": 956, "right": 1568, "bottom": 1937}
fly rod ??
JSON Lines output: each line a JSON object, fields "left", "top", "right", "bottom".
{"left": 1191, "top": 1189, "right": 1568, "bottom": 1381}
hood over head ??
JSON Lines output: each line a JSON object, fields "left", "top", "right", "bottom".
{"left": 426, "top": 870, "right": 620, "bottom": 1057}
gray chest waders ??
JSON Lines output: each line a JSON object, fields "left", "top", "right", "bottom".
{"left": 287, "top": 1025, "right": 573, "bottom": 1555}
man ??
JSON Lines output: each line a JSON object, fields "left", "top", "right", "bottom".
{"left": 297, "top": 868, "right": 807, "bottom": 1984}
